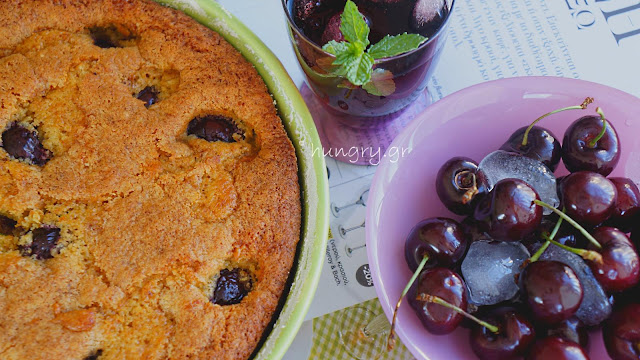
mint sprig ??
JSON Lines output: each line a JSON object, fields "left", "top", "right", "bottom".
{"left": 339, "top": 0, "right": 370, "bottom": 47}
{"left": 321, "top": 0, "right": 428, "bottom": 95}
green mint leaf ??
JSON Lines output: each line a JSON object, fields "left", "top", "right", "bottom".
{"left": 343, "top": 52, "right": 374, "bottom": 86}
{"left": 322, "top": 40, "right": 351, "bottom": 56}
{"left": 362, "top": 69, "right": 396, "bottom": 96}
{"left": 367, "top": 33, "right": 428, "bottom": 59}
{"left": 340, "top": 0, "right": 370, "bottom": 47}
{"left": 329, "top": 42, "right": 363, "bottom": 77}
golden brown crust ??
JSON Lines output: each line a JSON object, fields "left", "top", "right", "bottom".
{"left": 0, "top": 1, "right": 301, "bottom": 359}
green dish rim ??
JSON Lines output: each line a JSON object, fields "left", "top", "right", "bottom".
{"left": 153, "top": 1, "right": 330, "bottom": 359}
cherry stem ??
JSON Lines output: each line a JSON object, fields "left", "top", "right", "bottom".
{"left": 415, "top": 294, "right": 500, "bottom": 334}
{"left": 528, "top": 241, "right": 550, "bottom": 264}
{"left": 587, "top": 107, "right": 607, "bottom": 148}
{"left": 387, "top": 255, "right": 429, "bottom": 351}
{"left": 521, "top": 97, "right": 594, "bottom": 147}
{"left": 542, "top": 233, "right": 604, "bottom": 264}
{"left": 529, "top": 215, "right": 564, "bottom": 263}
{"left": 456, "top": 171, "right": 479, "bottom": 205}
{"left": 534, "top": 200, "right": 602, "bottom": 249}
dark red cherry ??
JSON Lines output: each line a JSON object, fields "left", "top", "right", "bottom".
{"left": 544, "top": 317, "right": 589, "bottom": 351}
{"left": 603, "top": 303, "right": 640, "bottom": 360}
{"left": 562, "top": 114, "right": 620, "bottom": 176}
{"left": 320, "top": 12, "right": 344, "bottom": 44}
{"left": 605, "top": 177, "right": 640, "bottom": 233}
{"left": 633, "top": 216, "right": 640, "bottom": 249}
{"left": 469, "top": 307, "right": 536, "bottom": 360}
{"left": 2, "top": 122, "right": 52, "bottom": 166}
{"left": 211, "top": 268, "right": 252, "bottom": 305}
{"left": 436, "top": 157, "right": 488, "bottom": 216}
{"left": 500, "top": 126, "right": 562, "bottom": 171}
{"left": 587, "top": 227, "right": 640, "bottom": 293}
{"left": 89, "top": 26, "right": 135, "bottom": 48}
{"left": 410, "top": 0, "right": 449, "bottom": 34}
{"left": 83, "top": 349, "right": 103, "bottom": 360}
{"left": 18, "top": 226, "right": 61, "bottom": 260}
{"left": 561, "top": 171, "right": 617, "bottom": 227}
{"left": 526, "top": 336, "right": 589, "bottom": 360}
{"left": 521, "top": 260, "right": 583, "bottom": 325}
{"left": 474, "top": 179, "right": 543, "bottom": 241}
{"left": 404, "top": 217, "right": 468, "bottom": 272}
{"left": 556, "top": 175, "right": 567, "bottom": 204}
{"left": 292, "top": 0, "right": 343, "bottom": 45}
{"left": 135, "top": 86, "right": 159, "bottom": 108}
{"left": 407, "top": 267, "right": 467, "bottom": 335}
{"left": 187, "top": 115, "right": 243, "bottom": 143}
{"left": 0, "top": 215, "right": 17, "bottom": 236}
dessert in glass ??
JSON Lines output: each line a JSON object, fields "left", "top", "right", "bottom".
{"left": 282, "top": 0, "right": 455, "bottom": 164}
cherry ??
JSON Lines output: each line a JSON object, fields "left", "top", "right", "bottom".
{"left": 1, "top": 122, "right": 52, "bottom": 166}
{"left": 211, "top": 268, "right": 253, "bottom": 305}
{"left": 500, "top": 98, "right": 593, "bottom": 172}
{"left": 500, "top": 126, "right": 562, "bottom": 171}
{"left": 562, "top": 107, "right": 620, "bottom": 176}
{"left": 135, "top": 86, "right": 159, "bottom": 108}
{"left": 544, "top": 317, "right": 589, "bottom": 351}
{"left": 526, "top": 336, "right": 589, "bottom": 360}
{"left": 89, "top": 26, "right": 135, "bottom": 48}
{"left": 561, "top": 171, "right": 617, "bottom": 228}
{"left": 603, "top": 303, "right": 640, "bottom": 360}
{"left": 521, "top": 260, "right": 583, "bottom": 325}
{"left": 556, "top": 175, "right": 567, "bottom": 203}
{"left": 18, "top": 226, "right": 61, "bottom": 260}
{"left": 0, "top": 215, "right": 17, "bottom": 236}
{"left": 410, "top": 0, "right": 448, "bottom": 34}
{"left": 606, "top": 177, "right": 640, "bottom": 233}
{"left": 83, "top": 349, "right": 103, "bottom": 360}
{"left": 389, "top": 219, "right": 469, "bottom": 349}
{"left": 407, "top": 268, "right": 468, "bottom": 335}
{"left": 436, "top": 157, "right": 488, "bottom": 216}
{"left": 320, "top": 11, "right": 345, "bottom": 44}
{"left": 474, "top": 179, "right": 542, "bottom": 241}
{"left": 293, "top": 0, "right": 342, "bottom": 44}
{"left": 187, "top": 115, "right": 243, "bottom": 143}
{"left": 388, "top": 266, "right": 501, "bottom": 351}
{"left": 633, "top": 216, "right": 640, "bottom": 248}
{"left": 469, "top": 307, "right": 536, "bottom": 360}
{"left": 404, "top": 217, "right": 468, "bottom": 272}
{"left": 587, "top": 227, "right": 640, "bottom": 293}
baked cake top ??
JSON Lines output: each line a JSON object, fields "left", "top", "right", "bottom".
{"left": 0, "top": 1, "right": 301, "bottom": 359}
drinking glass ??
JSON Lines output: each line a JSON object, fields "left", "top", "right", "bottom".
{"left": 282, "top": 0, "right": 455, "bottom": 164}
{"left": 338, "top": 307, "right": 391, "bottom": 359}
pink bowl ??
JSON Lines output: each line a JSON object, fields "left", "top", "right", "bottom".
{"left": 366, "top": 76, "right": 640, "bottom": 360}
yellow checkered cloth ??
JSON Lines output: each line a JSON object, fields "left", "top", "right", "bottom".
{"left": 309, "top": 298, "right": 415, "bottom": 360}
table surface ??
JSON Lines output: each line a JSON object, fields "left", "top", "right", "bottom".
{"left": 217, "top": 0, "right": 305, "bottom": 86}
